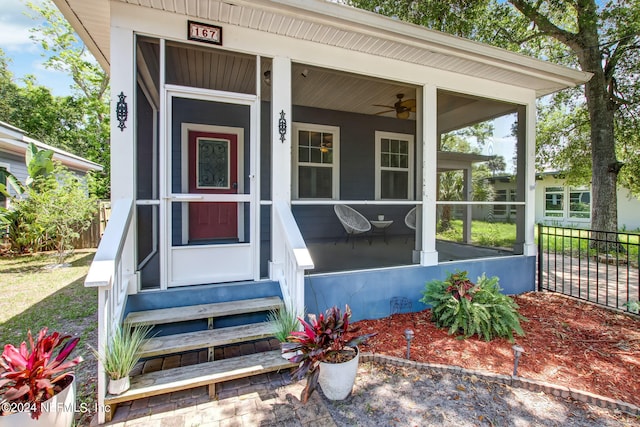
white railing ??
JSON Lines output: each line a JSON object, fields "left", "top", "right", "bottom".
{"left": 273, "top": 201, "right": 314, "bottom": 317}
{"left": 84, "top": 198, "right": 133, "bottom": 424}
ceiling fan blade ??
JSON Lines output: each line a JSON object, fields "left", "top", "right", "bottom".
{"left": 399, "top": 99, "right": 416, "bottom": 109}
{"left": 372, "top": 104, "right": 394, "bottom": 109}
{"left": 374, "top": 109, "right": 395, "bottom": 115}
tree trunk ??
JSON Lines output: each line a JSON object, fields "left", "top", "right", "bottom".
{"left": 580, "top": 51, "right": 618, "bottom": 235}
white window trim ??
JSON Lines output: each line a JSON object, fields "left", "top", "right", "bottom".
{"left": 568, "top": 186, "right": 591, "bottom": 220}
{"left": 544, "top": 186, "right": 565, "bottom": 219}
{"left": 374, "top": 131, "right": 414, "bottom": 200}
{"left": 292, "top": 122, "right": 340, "bottom": 200}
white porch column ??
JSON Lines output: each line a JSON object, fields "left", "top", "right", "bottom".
{"left": 462, "top": 166, "right": 472, "bottom": 243}
{"left": 269, "top": 56, "right": 292, "bottom": 278}
{"left": 109, "top": 24, "right": 137, "bottom": 293}
{"left": 520, "top": 102, "right": 537, "bottom": 256}
{"left": 420, "top": 84, "right": 438, "bottom": 265}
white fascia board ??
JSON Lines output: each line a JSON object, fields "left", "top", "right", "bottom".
{"left": 52, "top": 0, "right": 110, "bottom": 71}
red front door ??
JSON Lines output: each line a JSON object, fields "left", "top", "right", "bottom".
{"left": 188, "top": 130, "right": 239, "bottom": 242}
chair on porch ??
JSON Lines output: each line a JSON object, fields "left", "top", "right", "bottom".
{"left": 333, "top": 204, "right": 372, "bottom": 248}
{"left": 404, "top": 207, "right": 416, "bottom": 243}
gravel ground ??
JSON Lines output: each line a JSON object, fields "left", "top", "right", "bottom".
{"left": 321, "top": 362, "right": 639, "bottom": 427}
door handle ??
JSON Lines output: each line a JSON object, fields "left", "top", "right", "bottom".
{"left": 232, "top": 182, "right": 238, "bottom": 189}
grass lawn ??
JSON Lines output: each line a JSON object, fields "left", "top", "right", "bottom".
{"left": 0, "top": 250, "right": 98, "bottom": 426}
{"left": 437, "top": 219, "right": 517, "bottom": 248}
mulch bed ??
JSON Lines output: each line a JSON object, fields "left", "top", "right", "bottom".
{"left": 353, "top": 291, "right": 640, "bottom": 407}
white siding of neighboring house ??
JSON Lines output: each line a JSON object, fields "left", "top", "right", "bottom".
{"left": 474, "top": 175, "right": 640, "bottom": 231}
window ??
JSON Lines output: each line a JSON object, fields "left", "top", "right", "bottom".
{"left": 569, "top": 187, "right": 590, "bottom": 219}
{"left": 375, "top": 132, "right": 414, "bottom": 200}
{"left": 0, "top": 163, "right": 10, "bottom": 209}
{"left": 545, "top": 186, "right": 564, "bottom": 218}
{"left": 293, "top": 123, "right": 339, "bottom": 199}
{"left": 494, "top": 189, "right": 507, "bottom": 216}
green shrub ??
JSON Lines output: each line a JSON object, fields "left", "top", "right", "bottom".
{"left": 420, "top": 270, "right": 526, "bottom": 342}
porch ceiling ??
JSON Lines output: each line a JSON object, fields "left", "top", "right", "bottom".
{"left": 54, "top": 0, "right": 590, "bottom": 99}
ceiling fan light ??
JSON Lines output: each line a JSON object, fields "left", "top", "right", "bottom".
{"left": 397, "top": 110, "right": 410, "bottom": 119}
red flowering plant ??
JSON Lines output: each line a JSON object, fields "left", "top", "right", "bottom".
{"left": 281, "top": 304, "right": 376, "bottom": 403}
{"left": 445, "top": 270, "right": 479, "bottom": 301}
{"left": 0, "top": 328, "right": 82, "bottom": 419}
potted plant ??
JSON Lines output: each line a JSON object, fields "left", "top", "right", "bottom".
{"left": 0, "top": 328, "right": 82, "bottom": 426}
{"left": 265, "top": 306, "right": 300, "bottom": 359}
{"left": 90, "top": 324, "right": 152, "bottom": 395}
{"left": 282, "top": 304, "right": 376, "bottom": 403}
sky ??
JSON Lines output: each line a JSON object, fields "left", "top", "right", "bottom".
{"left": 0, "top": 0, "right": 75, "bottom": 96}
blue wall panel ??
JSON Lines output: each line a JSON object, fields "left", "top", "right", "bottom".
{"left": 304, "top": 256, "right": 536, "bottom": 322}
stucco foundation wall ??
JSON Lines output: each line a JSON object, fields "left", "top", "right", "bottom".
{"left": 304, "top": 255, "right": 536, "bottom": 322}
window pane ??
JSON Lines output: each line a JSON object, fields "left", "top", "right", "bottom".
{"left": 322, "top": 148, "right": 333, "bottom": 164}
{"left": 197, "top": 138, "right": 228, "bottom": 188}
{"left": 299, "top": 147, "right": 309, "bottom": 163}
{"left": 381, "top": 138, "right": 390, "bottom": 152}
{"left": 399, "top": 140, "right": 408, "bottom": 154}
{"left": 569, "top": 190, "right": 590, "bottom": 218}
{"left": 311, "top": 147, "right": 321, "bottom": 163}
{"left": 299, "top": 166, "right": 332, "bottom": 198}
{"left": 381, "top": 170, "right": 408, "bottom": 199}
{"left": 545, "top": 192, "right": 563, "bottom": 217}
{"left": 310, "top": 132, "right": 321, "bottom": 147}
{"left": 299, "top": 131, "right": 310, "bottom": 147}
{"left": 381, "top": 153, "right": 390, "bottom": 167}
{"left": 399, "top": 154, "right": 408, "bottom": 168}
{"left": 390, "top": 154, "right": 399, "bottom": 168}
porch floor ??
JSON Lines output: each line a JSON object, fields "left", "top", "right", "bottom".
{"left": 305, "top": 237, "right": 512, "bottom": 274}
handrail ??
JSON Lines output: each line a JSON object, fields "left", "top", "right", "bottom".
{"left": 273, "top": 201, "right": 314, "bottom": 317}
{"left": 84, "top": 197, "right": 133, "bottom": 425}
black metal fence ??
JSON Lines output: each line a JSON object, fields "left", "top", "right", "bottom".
{"left": 537, "top": 224, "right": 639, "bottom": 315}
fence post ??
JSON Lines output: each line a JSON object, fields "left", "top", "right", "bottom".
{"left": 537, "top": 223, "right": 543, "bottom": 292}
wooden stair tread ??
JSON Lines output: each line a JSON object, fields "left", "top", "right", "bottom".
{"left": 139, "top": 322, "right": 277, "bottom": 358}
{"left": 125, "top": 296, "right": 283, "bottom": 326}
{"left": 104, "top": 350, "right": 295, "bottom": 405}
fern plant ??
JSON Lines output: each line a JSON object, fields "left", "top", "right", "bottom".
{"left": 420, "top": 270, "right": 526, "bottom": 342}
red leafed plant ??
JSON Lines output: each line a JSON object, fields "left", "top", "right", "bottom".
{"left": 281, "top": 304, "right": 376, "bottom": 403}
{"left": 0, "top": 328, "right": 82, "bottom": 419}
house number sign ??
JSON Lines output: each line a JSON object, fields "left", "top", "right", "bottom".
{"left": 188, "top": 21, "right": 222, "bottom": 45}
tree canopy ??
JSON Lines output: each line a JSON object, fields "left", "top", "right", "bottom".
{"left": 348, "top": 0, "right": 640, "bottom": 233}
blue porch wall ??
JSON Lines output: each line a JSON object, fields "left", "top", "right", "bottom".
{"left": 304, "top": 255, "right": 536, "bottom": 322}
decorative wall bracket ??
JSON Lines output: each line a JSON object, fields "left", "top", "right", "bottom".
{"left": 116, "top": 92, "right": 128, "bottom": 131}
{"left": 278, "top": 110, "right": 287, "bottom": 143}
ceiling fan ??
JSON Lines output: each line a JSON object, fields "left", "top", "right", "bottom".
{"left": 373, "top": 93, "right": 416, "bottom": 119}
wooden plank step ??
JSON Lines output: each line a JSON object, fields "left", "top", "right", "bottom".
{"left": 139, "top": 322, "right": 277, "bottom": 358}
{"left": 124, "top": 296, "right": 283, "bottom": 326}
{"left": 104, "top": 350, "right": 295, "bottom": 405}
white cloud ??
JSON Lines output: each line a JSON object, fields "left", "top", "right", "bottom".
{"left": 0, "top": 21, "right": 35, "bottom": 51}
{"left": 0, "top": 0, "right": 50, "bottom": 51}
